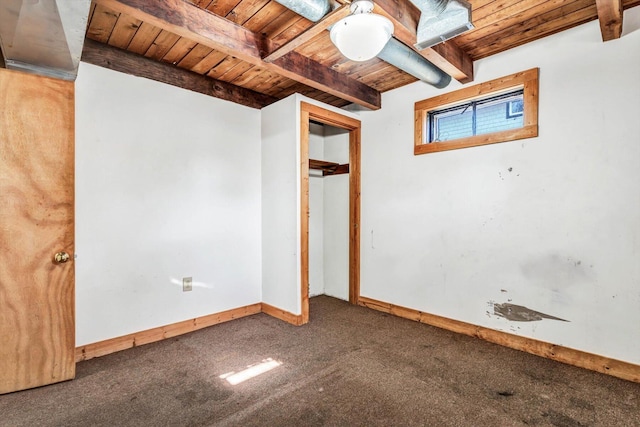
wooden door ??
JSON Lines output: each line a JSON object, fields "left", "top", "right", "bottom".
{"left": 0, "top": 68, "right": 75, "bottom": 394}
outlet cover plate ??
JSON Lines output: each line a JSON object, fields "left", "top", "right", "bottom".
{"left": 183, "top": 277, "right": 193, "bottom": 292}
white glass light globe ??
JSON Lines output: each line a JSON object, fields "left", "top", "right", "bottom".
{"left": 330, "top": 13, "right": 394, "bottom": 62}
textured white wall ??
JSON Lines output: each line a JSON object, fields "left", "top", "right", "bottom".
{"left": 75, "top": 63, "right": 262, "bottom": 345}
{"left": 261, "top": 95, "right": 300, "bottom": 314}
{"left": 323, "top": 127, "right": 350, "bottom": 301}
{"left": 356, "top": 8, "right": 640, "bottom": 364}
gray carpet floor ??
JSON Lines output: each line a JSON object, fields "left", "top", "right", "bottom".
{"left": 1, "top": 296, "right": 639, "bottom": 426}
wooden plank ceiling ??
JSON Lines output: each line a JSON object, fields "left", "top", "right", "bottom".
{"left": 82, "top": 0, "right": 639, "bottom": 109}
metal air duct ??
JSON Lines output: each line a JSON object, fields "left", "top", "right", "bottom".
{"left": 0, "top": 0, "right": 91, "bottom": 80}
{"left": 274, "top": 0, "right": 332, "bottom": 23}
{"left": 377, "top": 37, "right": 450, "bottom": 89}
{"left": 273, "top": 0, "right": 451, "bottom": 90}
{"left": 410, "top": 0, "right": 474, "bottom": 50}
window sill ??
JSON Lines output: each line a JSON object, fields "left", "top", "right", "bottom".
{"left": 414, "top": 124, "right": 538, "bottom": 155}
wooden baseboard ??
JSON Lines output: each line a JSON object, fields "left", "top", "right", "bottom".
{"left": 75, "top": 303, "right": 262, "bottom": 362}
{"left": 358, "top": 296, "right": 640, "bottom": 383}
{"left": 261, "top": 302, "right": 305, "bottom": 326}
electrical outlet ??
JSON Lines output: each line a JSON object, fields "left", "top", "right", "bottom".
{"left": 183, "top": 277, "right": 193, "bottom": 292}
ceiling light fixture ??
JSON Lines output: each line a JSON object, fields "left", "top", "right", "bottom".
{"left": 329, "top": 0, "right": 394, "bottom": 62}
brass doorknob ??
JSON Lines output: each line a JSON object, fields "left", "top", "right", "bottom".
{"left": 54, "top": 252, "right": 70, "bottom": 264}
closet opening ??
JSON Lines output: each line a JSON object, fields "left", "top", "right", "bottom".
{"left": 300, "top": 102, "right": 361, "bottom": 323}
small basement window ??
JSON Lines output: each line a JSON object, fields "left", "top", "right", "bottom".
{"left": 415, "top": 68, "right": 539, "bottom": 155}
{"left": 428, "top": 89, "right": 524, "bottom": 142}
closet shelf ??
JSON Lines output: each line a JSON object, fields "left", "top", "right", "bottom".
{"left": 309, "top": 159, "right": 349, "bottom": 176}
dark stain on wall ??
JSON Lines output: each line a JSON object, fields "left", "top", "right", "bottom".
{"left": 493, "top": 303, "right": 569, "bottom": 322}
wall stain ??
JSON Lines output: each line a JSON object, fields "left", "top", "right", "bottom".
{"left": 520, "top": 254, "right": 593, "bottom": 290}
{"left": 493, "top": 303, "right": 569, "bottom": 322}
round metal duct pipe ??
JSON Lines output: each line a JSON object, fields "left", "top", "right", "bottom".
{"left": 274, "top": 0, "right": 331, "bottom": 23}
{"left": 273, "top": 0, "right": 452, "bottom": 89}
{"left": 378, "top": 38, "right": 451, "bottom": 88}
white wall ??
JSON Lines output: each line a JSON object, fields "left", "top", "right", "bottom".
{"left": 75, "top": 63, "right": 262, "bottom": 345}
{"left": 323, "top": 127, "right": 350, "bottom": 300}
{"left": 357, "top": 8, "right": 640, "bottom": 364}
{"left": 261, "top": 95, "right": 300, "bottom": 313}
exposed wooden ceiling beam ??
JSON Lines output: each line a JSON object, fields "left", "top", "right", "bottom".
{"left": 81, "top": 38, "right": 278, "bottom": 109}
{"left": 373, "top": 0, "right": 474, "bottom": 83}
{"left": 595, "top": 0, "right": 623, "bottom": 41}
{"left": 94, "top": 0, "right": 381, "bottom": 110}
{"left": 263, "top": 5, "right": 350, "bottom": 63}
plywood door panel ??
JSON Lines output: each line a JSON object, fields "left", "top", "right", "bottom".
{"left": 0, "top": 69, "right": 75, "bottom": 394}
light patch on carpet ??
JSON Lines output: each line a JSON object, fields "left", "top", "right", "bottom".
{"left": 220, "top": 358, "right": 281, "bottom": 385}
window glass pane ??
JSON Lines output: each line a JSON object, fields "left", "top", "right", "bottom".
{"left": 429, "top": 104, "right": 473, "bottom": 142}
{"left": 427, "top": 89, "right": 524, "bottom": 143}
{"left": 475, "top": 92, "right": 523, "bottom": 135}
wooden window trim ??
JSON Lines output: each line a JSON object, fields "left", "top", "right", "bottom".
{"left": 414, "top": 68, "right": 539, "bottom": 155}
